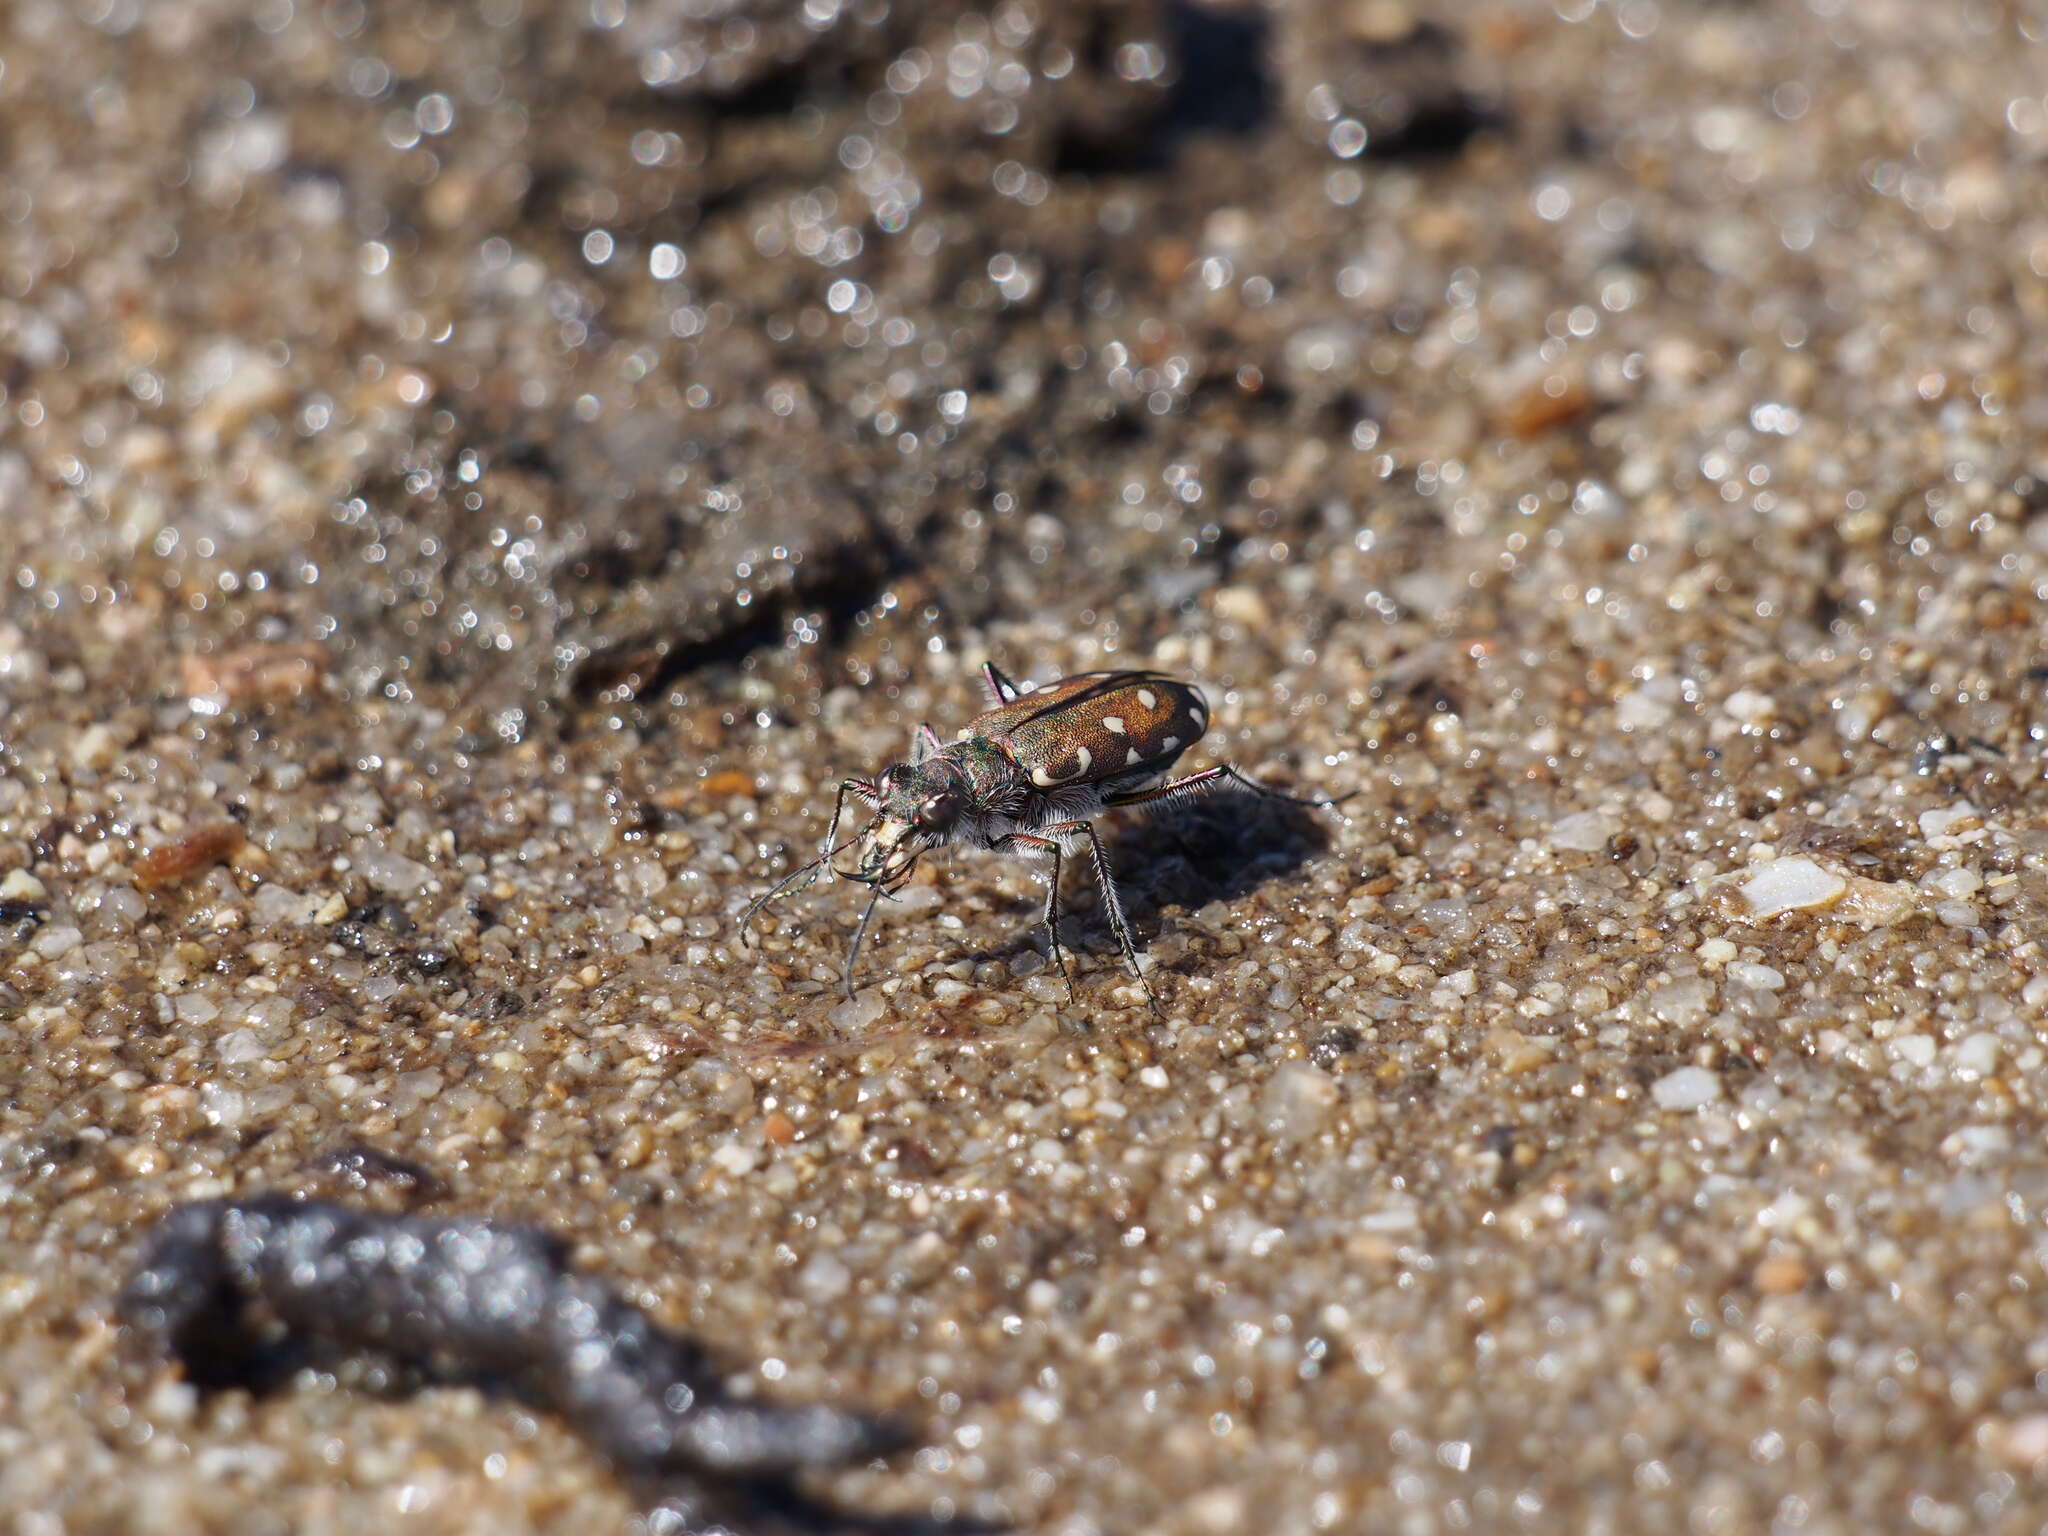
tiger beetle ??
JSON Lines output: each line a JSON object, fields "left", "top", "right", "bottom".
{"left": 738, "top": 662, "right": 1347, "bottom": 1012}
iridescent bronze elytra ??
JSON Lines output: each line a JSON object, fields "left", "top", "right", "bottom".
{"left": 738, "top": 662, "right": 1343, "bottom": 1009}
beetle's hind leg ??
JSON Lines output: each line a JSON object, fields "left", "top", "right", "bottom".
{"left": 1105, "top": 763, "right": 1352, "bottom": 813}
{"left": 1020, "top": 820, "right": 1162, "bottom": 1015}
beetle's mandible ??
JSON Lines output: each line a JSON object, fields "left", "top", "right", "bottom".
{"left": 738, "top": 663, "right": 1345, "bottom": 1011}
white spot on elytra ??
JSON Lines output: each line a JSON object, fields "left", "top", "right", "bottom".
{"left": 1073, "top": 745, "right": 1092, "bottom": 774}
{"left": 1031, "top": 765, "right": 1058, "bottom": 787}
{"left": 1137, "top": 688, "right": 1158, "bottom": 709}
{"left": 1125, "top": 748, "right": 1144, "bottom": 767}
{"left": 1160, "top": 736, "right": 1180, "bottom": 753}
{"left": 1101, "top": 716, "right": 1127, "bottom": 733}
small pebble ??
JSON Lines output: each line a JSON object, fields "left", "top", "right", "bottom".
{"left": 828, "top": 992, "right": 885, "bottom": 1031}
{"left": 1751, "top": 1255, "right": 1808, "bottom": 1295}
{"left": 1650, "top": 1066, "right": 1723, "bottom": 1111}
{"left": 1993, "top": 1415, "right": 2048, "bottom": 1470}
{"left": 1647, "top": 977, "right": 1713, "bottom": 1027}
{"left": 1726, "top": 961, "right": 1785, "bottom": 991}
{"left": 1885, "top": 1034, "right": 1936, "bottom": 1067}
{"left": 1547, "top": 811, "right": 1617, "bottom": 853}
{"left": 352, "top": 842, "right": 433, "bottom": 897}
{"left": 31, "top": 924, "right": 81, "bottom": 960}
{"left": 1928, "top": 867, "right": 1981, "bottom": 899}
{"left": 1835, "top": 875, "right": 1920, "bottom": 927}
{"left": 1941, "top": 1124, "right": 2011, "bottom": 1162}
{"left": 709, "top": 1141, "right": 759, "bottom": 1177}
{"left": 1260, "top": 1062, "right": 1339, "bottom": 1142}
{"left": 1723, "top": 689, "right": 1776, "bottom": 725}
{"left": 1952, "top": 1033, "right": 2001, "bottom": 1079}
{"left": 1918, "top": 804, "right": 1982, "bottom": 842}
{"left": 1737, "top": 858, "right": 1845, "bottom": 919}
{"left": 0, "top": 869, "right": 47, "bottom": 901}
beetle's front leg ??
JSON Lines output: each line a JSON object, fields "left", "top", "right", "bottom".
{"left": 736, "top": 777, "right": 877, "bottom": 944}
{"left": 819, "top": 776, "right": 879, "bottom": 860}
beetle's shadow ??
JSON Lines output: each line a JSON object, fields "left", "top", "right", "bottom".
{"left": 978, "top": 788, "right": 1336, "bottom": 966}
{"left": 1107, "top": 787, "right": 1335, "bottom": 929}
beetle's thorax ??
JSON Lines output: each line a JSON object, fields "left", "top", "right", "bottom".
{"left": 834, "top": 741, "right": 1037, "bottom": 888}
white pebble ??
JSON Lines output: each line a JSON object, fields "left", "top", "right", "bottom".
{"left": 1650, "top": 1066, "right": 1723, "bottom": 1110}
{"left": 1952, "top": 1033, "right": 2002, "bottom": 1079}
{"left": 1615, "top": 684, "right": 1676, "bottom": 730}
{"left": 69, "top": 723, "right": 118, "bottom": 771}
{"left": 31, "top": 924, "right": 81, "bottom": 960}
{"left": 1185, "top": 1488, "right": 1247, "bottom": 1534}
{"left": 1917, "top": 803, "right": 1981, "bottom": 842}
{"left": 352, "top": 841, "right": 433, "bottom": 896}
{"left": 1886, "top": 1034, "right": 1936, "bottom": 1067}
{"left": 828, "top": 992, "right": 886, "bottom": 1031}
{"left": 1726, "top": 961, "right": 1785, "bottom": 991}
{"left": 1260, "top": 1062, "right": 1339, "bottom": 1141}
{"left": 799, "top": 1251, "right": 851, "bottom": 1300}
{"left": 1359, "top": 1200, "right": 1420, "bottom": 1233}
{"left": 1942, "top": 1124, "right": 2011, "bottom": 1162}
{"left": 1995, "top": 1415, "right": 2048, "bottom": 1469}
{"left": 216, "top": 1028, "right": 267, "bottom": 1065}
{"left": 199, "top": 1081, "right": 248, "bottom": 1128}
{"left": 876, "top": 884, "right": 943, "bottom": 921}
{"left": 1648, "top": 977, "right": 1713, "bottom": 1027}
{"left": 1737, "top": 858, "right": 1845, "bottom": 919}
{"left": 1723, "top": 689, "right": 1776, "bottom": 725}
{"left": 0, "top": 869, "right": 46, "bottom": 901}
{"left": 1933, "top": 899, "right": 1980, "bottom": 929}
{"left": 1547, "top": 811, "right": 1617, "bottom": 853}
{"left": 173, "top": 992, "right": 219, "bottom": 1025}
{"left": 100, "top": 886, "right": 147, "bottom": 929}
{"left": 1929, "top": 867, "right": 1982, "bottom": 899}
{"left": 709, "top": 1141, "right": 759, "bottom": 1177}
{"left": 251, "top": 884, "right": 316, "bottom": 926}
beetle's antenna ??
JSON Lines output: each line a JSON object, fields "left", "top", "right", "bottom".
{"left": 737, "top": 776, "right": 879, "bottom": 944}
{"left": 842, "top": 889, "right": 885, "bottom": 1000}
{"left": 1216, "top": 766, "right": 1362, "bottom": 811}
{"left": 736, "top": 831, "right": 864, "bottom": 943}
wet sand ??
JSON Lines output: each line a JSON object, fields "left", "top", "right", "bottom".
{"left": 4, "top": 1, "right": 2048, "bottom": 1531}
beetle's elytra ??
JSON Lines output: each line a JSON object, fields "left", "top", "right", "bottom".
{"left": 738, "top": 662, "right": 1343, "bottom": 1010}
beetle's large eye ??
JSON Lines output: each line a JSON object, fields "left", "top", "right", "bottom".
{"left": 877, "top": 768, "right": 897, "bottom": 796}
{"left": 916, "top": 792, "right": 960, "bottom": 830}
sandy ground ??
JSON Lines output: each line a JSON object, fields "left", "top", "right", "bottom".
{"left": 5, "top": 0, "right": 2048, "bottom": 1531}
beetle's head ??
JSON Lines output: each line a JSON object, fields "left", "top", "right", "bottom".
{"left": 834, "top": 760, "right": 969, "bottom": 890}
